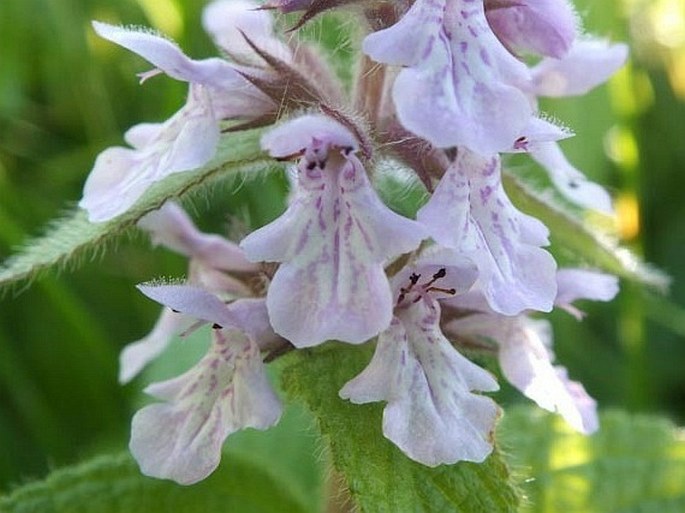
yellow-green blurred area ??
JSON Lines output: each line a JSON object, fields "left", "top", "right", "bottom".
{"left": 0, "top": 0, "right": 684, "bottom": 497}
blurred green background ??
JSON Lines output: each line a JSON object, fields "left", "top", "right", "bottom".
{"left": 0, "top": 0, "right": 684, "bottom": 496}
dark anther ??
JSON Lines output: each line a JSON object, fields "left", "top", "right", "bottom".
{"left": 171, "top": 308, "right": 180, "bottom": 313}
{"left": 410, "top": 273, "right": 421, "bottom": 285}
{"left": 432, "top": 268, "right": 447, "bottom": 280}
{"left": 306, "top": 160, "right": 317, "bottom": 170}
{"left": 319, "top": 158, "right": 327, "bottom": 169}
{"left": 568, "top": 180, "right": 579, "bottom": 189}
{"left": 212, "top": 323, "right": 223, "bottom": 330}
{"left": 343, "top": 146, "right": 354, "bottom": 155}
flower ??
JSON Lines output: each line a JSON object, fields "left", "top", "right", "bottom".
{"left": 417, "top": 148, "right": 558, "bottom": 315}
{"left": 445, "top": 269, "right": 619, "bottom": 433}
{"left": 363, "top": 0, "right": 535, "bottom": 154}
{"left": 340, "top": 253, "right": 500, "bottom": 466}
{"left": 526, "top": 38, "right": 629, "bottom": 214}
{"left": 240, "top": 115, "right": 425, "bottom": 347}
{"left": 119, "top": 202, "right": 259, "bottom": 384}
{"left": 131, "top": 284, "right": 283, "bottom": 484}
{"left": 80, "top": 3, "right": 280, "bottom": 222}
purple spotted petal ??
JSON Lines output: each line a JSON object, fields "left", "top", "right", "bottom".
{"left": 532, "top": 39, "right": 628, "bottom": 97}
{"left": 241, "top": 117, "right": 424, "bottom": 347}
{"left": 242, "top": 154, "right": 424, "bottom": 346}
{"left": 79, "top": 84, "right": 219, "bottom": 222}
{"left": 340, "top": 299, "right": 499, "bottom": 466}
{"left": 366, "top": 0, "right": 533, "bottom": 154}
{"left": 130, "top": 328, "right": 281, "bottom": 484}
{"left": 418, "top": 149, "right": 557, "bottom": 315}
{"left": 485, "top": 0, "right": 578, "bottom": 58}
{"left": 362, "top": 0, "right": 445, "bottom": 66}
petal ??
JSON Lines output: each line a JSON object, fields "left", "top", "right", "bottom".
{"left": 260, "top": 114, "right": 358, "bottom": 158}
{"left": 485, "top": 0, "right": 578, "bottom": 58}
{"left": 532, "top": 39, "right": 629, "bottom": 97}
{"left": 340, "top": 300, "right": 499, "bottom": 466}
{"left": 138, "top": 202, "right": 258, "bottom": 272}
{"left": 137, "top": 284, "right": 238, "bottom": 328}
{"left": 225, "top": 298, "right": 283, "bottom": 351}
{"left": 79, "top": 84, "right": 219, "bottom": 222}
{"left": 130, "top": 329, "right": 282, "bottom": 484}
{"left": 555, "top": 269, "right": 619, "bottom": 319}
{"left": 418, "top": 149, "right": 557, "bottom": 315}
{"left": 202, "top": 0, "right": 292, "bottom": 64}
{"left": 119, "top": 308, "right": 186, "bottom": 384}
{"left": 530, "top": 142, "right": 613, "bottom": 214}
{"left": 92, "top": 21, "right": 241, "bottom": 88}
{"left": 495, "top": 316, "right": 598, "bottom": 433}
{"left": 363, "top": 0, "right": 446, "bottom": 66}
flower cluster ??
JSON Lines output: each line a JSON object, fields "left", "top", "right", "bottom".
{"left": 83, "top": 0, "right": 626, "bottom": 484}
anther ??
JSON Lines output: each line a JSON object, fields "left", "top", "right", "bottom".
{"left": 212, "top": 323, "right": 223, "bottom": 330}
{"left": 423, "top": 267, "right": 447, "bottom": 288}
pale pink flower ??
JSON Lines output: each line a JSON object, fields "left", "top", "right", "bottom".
{"left": 241, "top": 115, "right": 425, "bottom": 347}
{"left": 341, "top": 255, "right": 500, "bottom": 466}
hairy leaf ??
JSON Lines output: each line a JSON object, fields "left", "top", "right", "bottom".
{"left": 499, "top": 407, "right": 685, "bottom": 513}
{"left": 281, "top": 343, "right": 520, "bottom": 513}
{"left": 0, "top": 130, "right": 270, "bottom": 291}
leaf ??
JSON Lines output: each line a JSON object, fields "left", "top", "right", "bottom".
{"left": 281, "top": 343, "right": 520, "bottom": 513}
{"left": 0, "top": 451, "right": 310, "bottom": 513}
{"left": 502, "top": 171, "right": 669, "bottom": 290}
{"left": 0, "top": 129, "right": 272, "bottom": 291}
{"left": 499, "top": 407, "right": 685, "bottom": 513}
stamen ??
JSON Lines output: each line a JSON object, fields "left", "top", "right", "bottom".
{"left": 427, "top": 286, "right": 456, "bottom": 296}
{"left": 212, "top": 323, "right": 223, "bottom": 330}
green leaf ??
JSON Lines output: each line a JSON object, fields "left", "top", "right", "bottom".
{"left": 502, "top": 171, "right": 669, "bottom": 290}
{"left": 281, "top": 343, "right": 520, "bottom": 513}
{"left": 499, "top": 407, "right": 685, "bottom": 513}
{"left": 0, "top": 129, "right": 271, "bottom": 291}
{"left": 0, "top": 451, "right": 310, "bottom": 513}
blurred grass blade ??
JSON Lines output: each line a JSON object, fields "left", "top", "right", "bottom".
{"left": 500, "top": 407, "right": 685, "bottom": 513}
{"left": 0, "top": 452, "right": 310, "bottom": 513}
{"left": 503, "top": 171, "right": 669, "bottom": 290}
{"left": 0, "top": 129, "right": 269, "bottom": 291}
